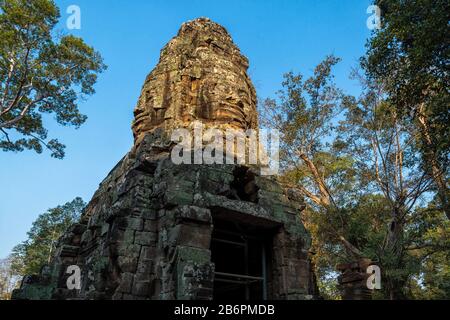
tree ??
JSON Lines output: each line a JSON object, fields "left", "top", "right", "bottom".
{"left": 0, "top": 256, "right": 20, "bottom": 299}
{"left": 364, "top": 0, "right": 450, "bottom": 219}
{"left": 406, "top": 200, "right": 450, "bottom": 299}
{"left": 261, "top": 56, "right": 363, "bottom": 259}
{"left": 0, "top": 0, "right": 106, "bottom": 158}
{"left": 10, "top": 197, "right": 85, "bottom": 276}
{"left": 262, "top": 57, "right": 450, "bottom": 299}
{"left": 336, "top": 71, "right": 438, "bottom": 299}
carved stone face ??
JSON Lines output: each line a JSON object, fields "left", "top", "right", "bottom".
{"left": 196, "top": 72, "right": 253, "bottom": 129}
{"left": 132, "top": 18, "right": 258, "bottom": 144}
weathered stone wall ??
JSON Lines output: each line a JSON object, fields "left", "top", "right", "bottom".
{"left": 13, "top": 131, "right": 317, "bottom": 300}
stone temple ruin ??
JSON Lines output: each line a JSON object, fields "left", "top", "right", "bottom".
{"left": 13, "top": 18, "right": 319, "bottom": 300}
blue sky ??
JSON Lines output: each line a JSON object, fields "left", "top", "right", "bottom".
{"left": 0, "top": 0, "right": 372, "bottom": 258}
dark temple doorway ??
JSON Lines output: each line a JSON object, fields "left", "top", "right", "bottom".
{"left": 211, "top": 218, "right": 273, "bottom": 300}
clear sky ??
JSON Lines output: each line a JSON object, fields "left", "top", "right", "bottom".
{"left": 0, "top": 0, "right": 373, "bottom": 258}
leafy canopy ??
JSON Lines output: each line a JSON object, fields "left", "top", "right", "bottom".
{"left": 10, "top": 197, "right": 85, "bottom": 276}
{"left": 364, "top": 0, "right": 449, "bottom": 218}
{"left": 0, "top": 0, "right": 106, "bottom": 158}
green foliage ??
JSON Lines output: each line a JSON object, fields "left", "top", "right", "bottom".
{"left": 261, "top": 56, "right": 343, "bottom": 160}
{"left": 266, "top": 1, "right": 449, "bottom": 299}
{"left": 0, "top": 0, "right": 106, "bottom": 158}
{"left": 355, "top": 0, "right": 450, "bottom": 297}
{"left": 264, "top": 53, "right": 449, "bottom": 298}
{"left": 406, "top": 201, "right": 450, "bottom": 299}
{"left": 10, "top": 197, "right": 85, "bottom": 276}
{"left": 365, "top": 0, "right": 449, "bottom": 117}
{"left": 306, "top": 194, "right": 391, "bottom": 294}
{"left": 261, "top": 56, "right": 358, "bottom": 211}
{"left": 0, "top": 256, "right": 20, "bottom": 299}
{"left": 364, "top": 0, "right": 449, "bottom": 218}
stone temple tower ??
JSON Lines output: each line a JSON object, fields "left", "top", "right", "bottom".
{"left": 13, "top": 18, "right": 318, "bottom": 300}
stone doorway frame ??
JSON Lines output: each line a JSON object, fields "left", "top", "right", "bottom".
{"left": 209, "top": 209, "right": 281, "bottom": 300}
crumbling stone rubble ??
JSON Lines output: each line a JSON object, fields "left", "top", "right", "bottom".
{"left": 337, "top": 259, "right": 373, "bottom": 300}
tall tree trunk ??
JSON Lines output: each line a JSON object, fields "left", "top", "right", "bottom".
{"left": 386, "top": 277, "right": 408, "bottom": 300}
{"left": 296, "top": 152, "right": 363, "bottom": 258}
{"left": 417, "top": 104, "right": 450, "bottom": 219}
{"left": 383, "top": 210, "right": 407, "bottom": 299}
